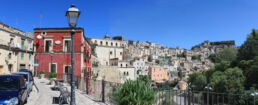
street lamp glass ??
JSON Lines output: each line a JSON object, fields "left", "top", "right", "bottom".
{"left": 66, "top": 5, "right": 80, "bottom": 27}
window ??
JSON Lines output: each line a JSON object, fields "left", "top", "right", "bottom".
{"left": 111, "top": 42, "right": 113, "bottom": 46}
{"left": 120, "top": 64, "right": 123, "bottom": 67}
{"left": 10, "top": 38, "right": 13, "bottom": 42}
{"left": 100, "top": 41, "right": 103, "bottom": 45}
{"left": 65, "top": 66, "right": 72, "bottom": 75}
{"left": 0, "top": 76, "right": 19, "bottom": 91}
{"left": 45, "top": 40, "right": 52, "bottom": 52}
{"left": 50, "top": 64, "right": 56, "bottom": 73}
{"left": 110, "top": 51, "right": 112, "bottom": 55}
{"left": 126, "top": 64, "right": 128, "bottom": 67}
{"left": 19, "top": 64, "right": 25, "bottom": 69}
{"left": 8, "top": 64, "right": 12, "bottom": 72}
{"left": 20, "top": 76, "right": 25, "bottom": 87}
{"left": 21, "top": 52, "right": 24, "bottom": 60}
{"left": 8, "top": 53, "right": 11, "bottom": 59}
{"left": 29, "top": 54, "right": 31, "bottom": 60}
{"left": 42, "top": 32, "right": 46, "bottom": 35}
{"left": 21, "top": 40, "right": 24, "bottom": 49}
{"left": 64, "top": 40, "right": 72, "bottom": 52}
{"left": 120, "top": 52, "right": 122, "bottom": 55}
{"left": 106, "top": 42, "right": 108, "bottom": 45}
{"left": 34, "top": 59, "right": 39, "bottom": 66}
{"left": 116, "top": 43, "right": 118, "bottom": 46}
{"left": 27, "top": 40, "right": 32, "bottom": 50}
{"left": 94, "top": 40, "right": 97, "bottom": 44}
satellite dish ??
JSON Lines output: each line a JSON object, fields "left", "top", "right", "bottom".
{"left": 37, "top": 35, "right": 42, "bottom": 39}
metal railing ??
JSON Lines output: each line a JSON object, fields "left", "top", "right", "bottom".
{"left": 155, "top": 88, "right": 258, "bottom": 105}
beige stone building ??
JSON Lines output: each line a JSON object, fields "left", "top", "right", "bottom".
{"left": 0, "top": 22, "right": 34, "bottom": 74}
{"left": 87, "top": 34, "right": 127, "bottom": 66}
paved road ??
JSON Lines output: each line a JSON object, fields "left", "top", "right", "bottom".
{"left": 25, "top": 77, "right": 102, "bottom": 105}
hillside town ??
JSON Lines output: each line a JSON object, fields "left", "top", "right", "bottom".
{"left": 3, "top": 2, "right": 257, "bottom": 105}
{"left": 0, "top": 21, "right": 236, "bottom": 91}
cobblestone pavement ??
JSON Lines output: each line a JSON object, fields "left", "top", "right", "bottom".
{"left": 25, "top": 77, "right": 102, "bottom": 105}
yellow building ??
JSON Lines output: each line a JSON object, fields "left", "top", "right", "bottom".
{"left": 0, "top": 22, "right": 34, "bottom": 74}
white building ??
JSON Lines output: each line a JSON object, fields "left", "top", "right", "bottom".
{"left": 87, "top": 34, "right": 127, "bottom": 66}
{"left": 132, "top": 58, "right": 149, "bottom": 76}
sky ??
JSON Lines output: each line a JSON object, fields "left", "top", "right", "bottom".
{"left": 1, "top": 0, "right": 258, "bottom": 49}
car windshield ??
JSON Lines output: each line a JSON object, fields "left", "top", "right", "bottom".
{"left": 0, "top": 77, "right": 19, "bottom": 91}
{"left": 13, "top": 73, "right": 28, "bottom": 82}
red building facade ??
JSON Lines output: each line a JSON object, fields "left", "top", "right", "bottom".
{"left": 33, "top": 27, "right": 91, "bottom": 85}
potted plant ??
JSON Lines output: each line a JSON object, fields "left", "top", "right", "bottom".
{"left": 39, "top": 71, "right": 45, "bottom": 79}
{"left": 49, "top": 72, "right": 57, "bottom": 85}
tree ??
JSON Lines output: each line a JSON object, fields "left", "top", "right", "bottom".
{"left": 237, "top": 29, "right": 258, "bottom": 61}
{"left": 209, "top": 67, "right": 245, "bottom": 105}
{"left": 191, "top": 55, "right": 201, "bottom": 60}
{"left": 208, "top": 47, "right": 237, "bottom": 63}
{"left": 218, "top": 47, "right": 237, "bottom": 62}
{"left": 177, "top": 54, "right": 184, "bottom": 58}
{"left": 112, "top": 78, "right": 156, "bottom": 105}
{"left": 203, "top": 67, "right": 216, "bottom": 83}
{"left": 188, "top": 72, "right": 207, "bottom": 91}
{"left": 209, "top": 67, "right": 245, "bottom": 93}
{"left": 209, "top": 71, "right": 227, "bottom": 92}
{"left": 236, "top": 29, "right": 258, "bottom": 89}
{"left": 208, "top": 54, "right": 220, "bottom": 63}
{"left": 243, "top": 56, "right": 258, "bottom": 89}
{"left": 214, "top": 60, "right": 231, "bottom": 72}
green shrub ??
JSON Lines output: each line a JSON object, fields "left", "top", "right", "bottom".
{"left": 39, "top": 71, "right": 45, "bottom": 74}
{"left": 48, "top": 72, "right": 57, "bottom": 78}
{"left": 112, "top": 78, "right": 156, "bottom": 105}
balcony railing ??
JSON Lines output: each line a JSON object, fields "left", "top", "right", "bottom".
{"left": 0, "top": 39, "right": 33, "bottom": 52}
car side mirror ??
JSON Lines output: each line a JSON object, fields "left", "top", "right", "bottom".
{"left": 21, "top": 86, "right": 27, "bottom": 90}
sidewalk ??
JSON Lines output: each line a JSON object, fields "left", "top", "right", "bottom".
{"left": 25, "top": 77, "right": 102, "bottom": 105}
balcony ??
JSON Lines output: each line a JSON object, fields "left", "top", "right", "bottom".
{"left": 0, "top": 39, "right": 34, "bottom": 53}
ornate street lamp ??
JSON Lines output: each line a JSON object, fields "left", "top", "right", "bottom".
{"left": 66, "top": 4, "right": 80, "bottom": 105}
{"left": 66, "top": 4, "right": 81, "bottom": 28}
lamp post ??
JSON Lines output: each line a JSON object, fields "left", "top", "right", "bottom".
{"left": 66, "top": 4, "right": 81, "bottom": 105}
{"left": 251, "top": 92, "right": 258, "bottom": 105}
{"left": 205, "top": 85, "right": 212, "bottom": 105}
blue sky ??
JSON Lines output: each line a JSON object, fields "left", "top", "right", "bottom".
{"left": 1, "top": 0, "right": 258, "bottom": 49}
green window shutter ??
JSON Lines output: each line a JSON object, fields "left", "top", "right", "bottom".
{"left": 21, "top": 52, "right": 24, "bottom": 59}
{"left": 21, "top": 41, "right": 24, "bottom": 49}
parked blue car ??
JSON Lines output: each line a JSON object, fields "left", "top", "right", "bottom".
{"left": 19, "top": 69, "right": 33, "bottom": 81}
{"left": 12, "top": 72, "right": 33, "bottom": 95}
{"left": 0, "top": 75, "right": 28, "bottom": 105}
